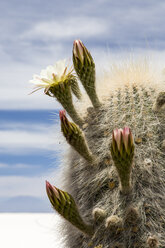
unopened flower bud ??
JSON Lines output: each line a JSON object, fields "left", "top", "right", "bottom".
{"left": 46, "top": 181, "right": 60, "bottom": 206}
{"left": 73, "top": 40, "right": 84, "bottom": 65}
{"left": 45, "top": 181, "right": 94, "bottom": 236}
{"left": 59, "top": 110, "right": 94, "bottom": 163}
{"left": 73, "top": 40, "right": 92, "bottom": 66}
{"left": 73, "top": 39, "right": 101, "bottom": 108}
{"left": 112, "top": 127, "right": 134, "bottom": 157}
{"left": 111, "top": 127, "right": 134, "bottom": 194}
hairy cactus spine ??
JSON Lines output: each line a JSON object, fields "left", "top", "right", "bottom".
{"left": 31, "top": 40, "right": 165, "bottom": 248}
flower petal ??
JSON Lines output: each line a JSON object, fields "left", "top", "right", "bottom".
{"left": 122, "top": 126, "right": 130, "bottom": 151}
{"left": 54, "top": 59, "right": 66, "bottom": 76}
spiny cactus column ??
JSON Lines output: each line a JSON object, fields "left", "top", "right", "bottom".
{"left": 30, "top": 40, "right": 165, "bottom": 248}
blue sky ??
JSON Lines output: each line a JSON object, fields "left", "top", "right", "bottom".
{"left": 1, "top": 0, "right": 165, "bottom": 212}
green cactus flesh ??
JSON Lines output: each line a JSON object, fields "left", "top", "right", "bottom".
{"left": 61, "top": 83, "right": 165, "bottom": 248}
{"left": 41, "top": 42, "right": 165, "bottom": 247}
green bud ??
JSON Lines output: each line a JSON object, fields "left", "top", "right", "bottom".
{"left": 59, "top": 110, "right": 94, "bottom": 163}
{"left": 73, "top": 40, "right": 101, "bottom": 108}
{"left": 46, "top": 181, "right": 94, "bottom": 236}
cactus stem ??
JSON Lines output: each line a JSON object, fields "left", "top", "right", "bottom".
{"left": 49, "top": 82, "right": 83, "bottom": 126}
{"left": 70, "top": 78, "right": 82, "bottom": 100}
{"left": 117, "top": 167, "right": 132, "bottom": 194}
{"left": 89, "top": 91, "right": 101, "bottom": 109}
{"left": 60, "top": 110, "right": 95, "bottom": 164}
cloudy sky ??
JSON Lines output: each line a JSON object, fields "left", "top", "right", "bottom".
{"left": 1, "top": 0, "right": 165, "bottom": 212}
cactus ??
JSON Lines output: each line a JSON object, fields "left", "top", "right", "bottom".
{"left": 30, "top": 40, "right": 165, "bottom": 247}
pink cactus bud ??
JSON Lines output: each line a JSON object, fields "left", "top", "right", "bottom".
{"left": 112, "top": 127, "right": 134, "bottom": 154}
{"left": 59, "top": 110, "right": 69, "bottom": 126}
{"left": 122, "top": 126, "right": 131, "bottom": 151}
{"left": 59, "top": 110, "right": 66, "bottom": 122}
{"left": 73, "top": 40, "right": 84, "bottom": 64}
{"left": 59, "top": 110, "right": 71, "bottom": 132}
{"left": 111, "top": 127, "right": 134, "bottom": 194}
{"left": 46, "top": 180, "right": 60, "bottom": 201}
{"left": 112, "top": 128, "right": 123, "bottom": 151}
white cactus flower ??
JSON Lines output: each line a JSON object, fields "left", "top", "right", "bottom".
{"left": 30, "top": 59, "right": 74, "bottom": 93}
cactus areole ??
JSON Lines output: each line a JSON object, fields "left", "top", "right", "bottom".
{"left": 30, "top": 40, "right": 165, "bottom": 248}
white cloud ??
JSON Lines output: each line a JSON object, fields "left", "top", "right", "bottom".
{"left": 0, "top": 62, "right": 62, "bottom": 110}
{"left": 0, "top": 168, "right": 63, "bottom": 198}
{"left": 0, "top": 129, "right": 53, "bottom": 151}
{"left": 0, "top": 175, "right": 43, "bottom": 197}
{"left": 1, "top": 0, "right": 165, "bottom": 111}
{"left": 0, "top": 122, "right": 66, "bottom": 155}
{"left": 0, "top": 122, "right": 56, "bottom": 132}
{"left": 0, "top": 162, "right": 40, "bottom": 169}
{"left": 20, "top": 17, "right": 107, "bottom": 41}
{"left": 0, "top": 163, "right": 8, "bottom": 168}
{"left": 1, "top": 46, "right": 165, "bottom": 110}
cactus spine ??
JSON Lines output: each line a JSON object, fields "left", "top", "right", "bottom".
{"left": 31, "top": 40, "right": 165, "bottom": 248}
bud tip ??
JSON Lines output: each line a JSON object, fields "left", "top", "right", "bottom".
{"left": 59, "top": 110, "right": 66, "bottom": 121}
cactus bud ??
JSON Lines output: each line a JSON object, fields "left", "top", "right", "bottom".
{"left": 46, "top": 181, "right": 60, "bottom": 206}
{"left": 59, "top": 109, "right": 71, "bottom": 135}
{"left": 73, "top": 39, "right": 101, "bottom": 108}
{"left": 111, "top": 127, "right": 134, "bottom": 194}
{"left": 60, "top": 110, "right": 94, "bottom": 163}
{"left": 46, "top": 181, "right": 94, "bottom": 236}
{"left": 112, "top": 127, "right": 134, "bottom": 157}
{"left": 73, "top": 40, "right": 85, "bottom": 65}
